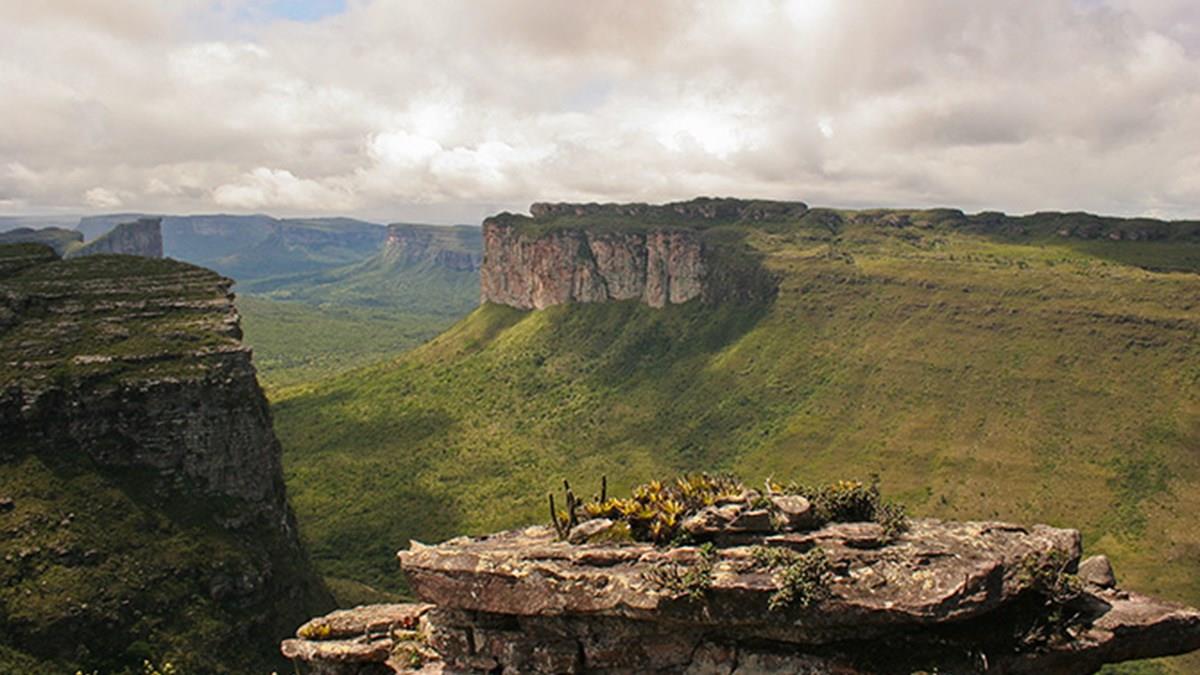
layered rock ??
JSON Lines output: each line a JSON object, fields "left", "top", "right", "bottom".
{"left": 383, "top": 224, "right": 482, "bottom": 272}
{"left": 480, "top": 198, "right": 794, "bottom": 310}
{"left": 0, "top": 244, "right": 331, "bottom": 671}
{"left": 69, "top": 216, "right": 163, "bottom": 258}
{"left": 284, "top": 504, "right": 1200, "bottom": 673}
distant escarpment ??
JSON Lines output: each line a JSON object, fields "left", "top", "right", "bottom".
{"left": 68, "top": 216, "right": 163, "bottom": 258}
{"left": 0, "top": 244, "right": 330, "bottom": 673}
{"left": 481, "top": 198, "right": 793, "bottom": 309}
{"left": 383, "top": 223, "right": 482, "bottom": 272}
{"left": 0, "top": 226, "right": 83, "bottom": 256}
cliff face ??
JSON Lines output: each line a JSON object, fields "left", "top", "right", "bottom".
{"left": 383, "top": 223, "right": 482, "bottom": 272}
{"left": 70, "top": 217, "right": 163, "bottom": 258}
{"left": 0, "top": 244, "right": 330, "bottom": 673}
{"left": 480, "top": 198, "right": 798, "bottom": 310}
{"left": 481, "top": 222, "right": 704, "bottom": 309}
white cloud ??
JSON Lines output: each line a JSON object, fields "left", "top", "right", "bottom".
{"left": 84, "top": 187, "right": 123, "bottom": 209}
{"left": 212, "top": 167, "right": 351, "bottom": 210}
{"left": 2, "top": 1, "right": 1200, "bottom": 221}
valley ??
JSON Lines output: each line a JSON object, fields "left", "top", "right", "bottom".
{"left": 269, "top": 202, "right": 1200, "bottom": 675}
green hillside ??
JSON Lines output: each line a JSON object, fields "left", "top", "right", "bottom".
{"left": 237, "top": 224, "right": 482, "bottom": 388}
{"left": 273, "top": 209, "right": 1199, "bottom": 669}
{"left": 239, "top": 224, "right": 480, "bottom": 313}
{"left": 238, "top": 296, "right": 458, "bottom": 390}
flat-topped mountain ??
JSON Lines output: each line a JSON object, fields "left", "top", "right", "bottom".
{"left": 0, "top": 244, "right": 331, "bottom": 673}
{"left": 481, "top": 198, "right": 1200, "bottom": 310}
{"left": 66, "top": 216, "right": 163, "bottom": 259}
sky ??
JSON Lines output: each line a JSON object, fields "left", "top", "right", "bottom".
{"left": 2, "top": 0, "right": 1200, "bottom": 224}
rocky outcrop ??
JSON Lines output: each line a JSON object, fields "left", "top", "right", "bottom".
{"left": 283, "top": 492, "right": 1200, "bottom": 674}
{"left": 1, "top": 251, "right": 282, "bottom": 520}
{"left": 481, "top": 222, "right": 705, "bottom": 309}
{"left": 480, "top": 198, "right": 794, "bottom": 310}
{"left": 383, "top": 224, "right": 482, "bottom": 272}
{"left": 0, "top": 245, "right": 331, "bottom": 671}
{"left": 69, "top": 216, "right": 163, "bottom": 258}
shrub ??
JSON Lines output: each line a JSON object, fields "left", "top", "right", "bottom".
{"left": 781, "top": 476, "right": 908, "bottom": 538}
{"left": 643, "top": 543, "right": 718, "bottom": 600}
{"left": 748, "top": 546, "right": 833, "bottom": 611}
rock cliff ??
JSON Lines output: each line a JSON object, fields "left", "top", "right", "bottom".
{"left": 383, "top": 224, "right": 482, "bottom": 272}
{"left": 0, "top": 244, "right": 330, "bottom": 672}
{"left": 283, "top": 477, "right": 1200, "bottom": 674}
{"left": 480, "top": 198, "right": 795, "bottom": 310}
{"left": 68, "top": 216, "right": 163, "bottom": 258}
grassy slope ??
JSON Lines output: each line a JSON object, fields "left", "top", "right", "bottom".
{"left": 273, "top": 220, "right": 1199, "bottom": 670}
{"left": 238, "top": 296, "right": 458, "bottom": 390}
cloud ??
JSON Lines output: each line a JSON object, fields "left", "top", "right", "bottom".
{"left": 2, "top": 0, "right": 1200, "bottom": 222}
{"left": 84, "top": 187, "right": 124, "bottom": 209}
{"left": 213, "top": 167, "right": 352, "bottom": 210}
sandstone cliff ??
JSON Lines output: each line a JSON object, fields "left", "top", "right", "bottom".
{"left": 383, "top": 224, "right": 482, "bottom": 272}
{"left": 0, "top": 244, "right": 330, "bottom": 673}
{"left": 480, "top": 198, "right": 796, "bottom": 310}
{"left": 69, "top": 216, "right": 164, "bottom": 258}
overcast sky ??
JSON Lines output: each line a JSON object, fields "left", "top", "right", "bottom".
{"left": 2, "top": 0, "right": 1200, "bottom": 224}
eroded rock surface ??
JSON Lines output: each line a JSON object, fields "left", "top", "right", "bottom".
{"left": 480, "top": 198, "right": 790, "bottom": 310}
{"left": 285, "top": 513, "right": 1200, "bottom": 674}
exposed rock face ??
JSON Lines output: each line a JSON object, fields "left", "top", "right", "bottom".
{"left": 0, "top": 245, "right": 331, "bottom": 670}
{"left": 481, "top": 222, "right": 705, "bottom": 309}
{"left": 285, "top": 513, "right": 1200, "bottom": 674}
{"left": 1, "top": 251, "right": 282, "bottom": 520}
{"left": 480, "top": 198, "right": 794, "bottom": 310}
{"left": 69, "top": 217, "right": 163, "bottom": 258}
{"left": 383, "top": 224, "right": 482, "bottom": 272}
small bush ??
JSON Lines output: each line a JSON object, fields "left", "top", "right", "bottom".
{"left": 1015, "top": 549, "right": 1085, "bottom": 646}
{"left": 781, "top": 476, "right": 908, "bottom": 538}
{"left": 643, "top": 543, "right": 717, "bottom": 600}
{"left": 751, "top": 547, "right": 832, "bottom": 611}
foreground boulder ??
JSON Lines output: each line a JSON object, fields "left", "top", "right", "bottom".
{"left": 285, "top": 522, "right": 1200, "bottom": 673}
{"left": 283, "top": 478, "right": 1200, "bottom": 673}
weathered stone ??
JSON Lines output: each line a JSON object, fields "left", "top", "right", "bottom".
{"left": 727, "top": 508, "right": 773, "bottom": 532}
{"left": 995, "top": 587, "right": 1200, "bottom": 674}
{"left": 283, "top": 482, "right": 1200, "bottom": 674}
{"left": 682, "top": 504, "right": 742, "bottom": 537}
{"left": 1078, "top": 554, "right": 1117, "bottom": 589}
{"left": 567, "top": 518, "right": 614, "bottom": 544}
{"left": 297, "top": 603, "right": 434, "bottom": 640}
{"left": 768, "top": 494, "right": 817, "bottom": 531}
{"left": 400, "top": 520, "right": 1083, "bottom": 643}
{"left": 281, "top": 637, "right": 393, "bottom": 663}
